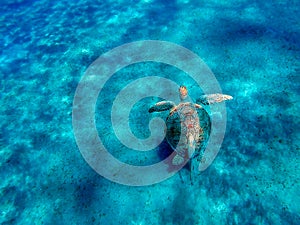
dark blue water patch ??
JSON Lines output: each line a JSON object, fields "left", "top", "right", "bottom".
{"left": 1, "top": 17, "right": 33, "bottom": 46}
{"left": 77, "top": 51, "right": 100, "bottom": 67}
{"left": 46, "top": 217, "right": 65, "bottom": 225}
{"left": 279, "top": 208, "right": 300, "bottom": 224}
{"left": 1, "top": 0, "right": 34, "bottom": 10}
{"left": 37, "top": 104, "right": 58, "bottom": 122}
{"left": 243, "top": 109, "right": 297, "bottom": 147}
{"left": 4, "top": 144, "right": 31, "bottom": 171}
{"left": 2, "top": 60, "right": 32, "bottom": 80}
{"left": 187, "top": 8, "right": 300, "bottom": 53}
{"left": 35, "top": 43, "right": 68, "bottom": 55}
{"left": 38, "top": 110, "right": 54, "bottom": 124}
{"left": 13, "top": 188, "right": 27, "bottom": 213}
{"left": 287, "top": 72, "right": 300, "bottom": 94}
{"left": 239, "top": 144, "right": 264, "bottom": 160}
{"left": 121, "top": 24, "right": 155, "bottom": 43}
{"left": 0, "top": 185, "right": 25, "bottom": 224}
{"left": 84, "top": 4, "right": 100, "bottom": 14}
{"left": 5, "top": 60, "right": 30, "bottom": 78}
{"left": 226, "top": 199, "right": 266, "bottom": 225}
{"left": 0, "top": 127, "right": 8, "bottom": 148}
{"left": 205, "top": 169, "right": 234, "bottom": 199}
{"left": 12, "top": 27, "right": 32, "bottom": 45}
{"left": 223, "top": 22, "right": 268, "bottom": 40}
{"left": 147, "top": 0, "right": 179, "bottom": 26}
{"left": 159, "top": 187, "right": 197, "bottom": 225}
{"left": 227, "top": 99, "right": 297, "bottom": 150}
{"left": 66, "top": 77, "right": 81, "bottom": 97}
{"left": 120, "top": 0, "right": 179, "bottom": 42}
{"left": 70, "top": 175, "right": 110, "bottom": 224}
{"left": 31, "top": 131, "right": 51, "bottom": 150}
{"left": 64, "top": 3, "right": 107, "bottom": 22}
{"left": 253, "top": 91, "right": 293, "bottom": 110}
{"left": 74, "top": 180, "right": 96, "bottom": 209}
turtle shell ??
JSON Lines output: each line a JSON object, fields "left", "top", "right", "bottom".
{"left": 165, "top": 103, "right": 211, "bottom": 158}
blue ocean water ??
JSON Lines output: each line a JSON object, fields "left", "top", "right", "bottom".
{"left": 1, "top": 0, "right": 299, "bottom": 224}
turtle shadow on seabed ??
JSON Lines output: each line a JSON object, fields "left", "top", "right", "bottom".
{"left": 157, "top": 139, "right": 203, "bottom": 185}
{"left": 157, "top": 139, "right": 185, "bottom": 172}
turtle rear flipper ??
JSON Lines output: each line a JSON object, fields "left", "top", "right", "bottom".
{"left": 149, "top": 101, "right": 176, "bottom": 113}
{"left": 196, "top": 93, "right": 233, "bottom": 105}
{"left": 172, "top": 140, "right": 195, "bottom": 166}
{"left": 172, "top": 154, "right": 185, "bottom": 165}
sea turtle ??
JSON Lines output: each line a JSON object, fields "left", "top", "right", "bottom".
{"left": 149, "top": 86, "right": 233, "bottom": 167}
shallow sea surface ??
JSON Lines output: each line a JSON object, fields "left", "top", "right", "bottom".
{"left": 1, "top": 0, "right": 299, "bottom": 224}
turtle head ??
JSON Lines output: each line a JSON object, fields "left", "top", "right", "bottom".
{"left": 179, "top": 85, "right": 188, "bottom": 101}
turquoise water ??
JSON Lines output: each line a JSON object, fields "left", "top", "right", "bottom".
{"left": 1, "top": 0, "right": 299, "bottom": 224}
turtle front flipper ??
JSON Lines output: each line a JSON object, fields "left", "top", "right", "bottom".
{"left": 196, "top": 93, "right": 233, "bottom": 105}
{"left": 149, "top": 101, "right": 176, "bottom": 113}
